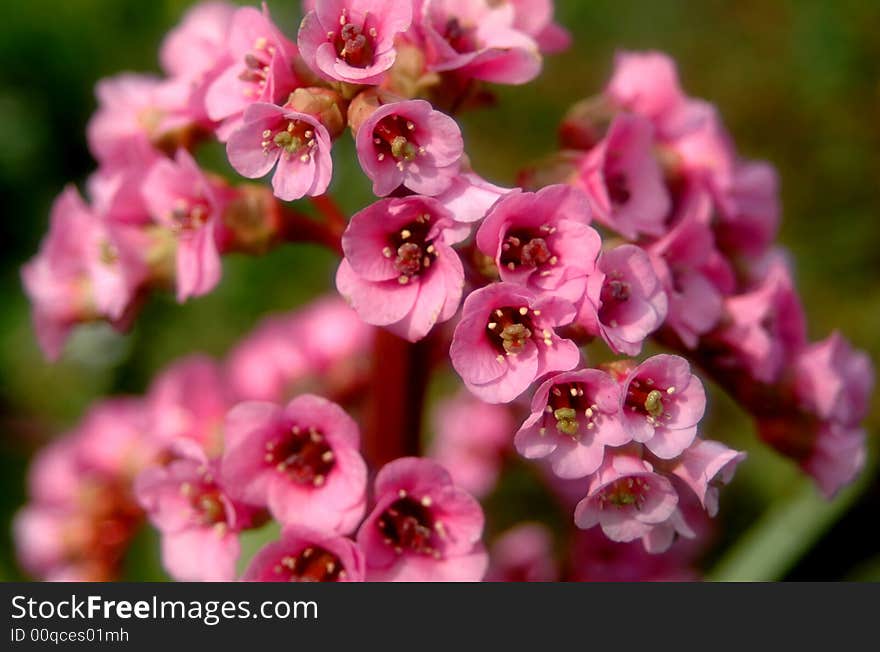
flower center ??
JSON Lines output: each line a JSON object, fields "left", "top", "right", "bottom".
{"left": 598, "top": 272, "right": 632, "bottom": 328}
{"left": 541, "top": 382, "right": 601, "bottom": 438}
{"left": 179, "top": 479, "right": 226, "bottom": 527}
{"left": 261, "top": 119, "right": 318, "bottom": 163}
{"left": 499, "top": 226, "right": 559, "bottom": 272}
{"left": 606, "top": 171, "right": 631, "bottom": 207}
{"left": 625, "top": 379, "right": 676, "bottom": 426}
{"left": 372, "top": 115, "right": 425, "bottom": 170}
{"left": 381, "top": 214, "right": 437, "bottom": 284}
{"left": 168, "top": 198, "right": 210, "bottom": 232}
{"left": 238, "top": 37, "right": 275, "bottom": 99}
{"left": 333, "top": 17, "right": 376, "bottom": 68}
{"left": 486, "top": 306, "right": 548, "bottom": 357}
{"left": 598, "top": 477, "right": 650, "bottom": 510}
{"left": 377, "top": 494, "right": 442, "bottom": 557}
{"left": 272, "top": 546, "right": 345, "bottom": 582}
{"left": 264, "top": 424, "right": 335, "bottom": 488}
{"left": 442, "top": 17, "right": 478, "bottom": 53}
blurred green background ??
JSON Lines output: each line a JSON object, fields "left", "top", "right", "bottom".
{"left": 0, "top": 0, "right": 877, "bottom": 580}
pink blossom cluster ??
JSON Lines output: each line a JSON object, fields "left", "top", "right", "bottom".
{"left": 18, "top": 1, "right": 874, "bottom": 581}
{"left": 15, "top": 297, "right": 486, "bottom": 582}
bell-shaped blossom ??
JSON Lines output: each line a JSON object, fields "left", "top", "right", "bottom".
{"left": 604, "top": 50, "right": 700, "bottom": 139}
{"left": 648, "top": 190, "right": 725, "bottom": 348}
{"left": 515, "top": 368, "right": 629, "bottom": 478}
{"left": 450, "top": 282, "right": 581, "bottom": 403}
{"left": 298, "top": 0, "right": 412, "bottom": 84}
{"left": 619, "top": 355, "right": 706, "bottom": 459}
{"left": 666, "top": 440, "right": 745, "bottom": 516}
{"left": 574, "top": 452, "right": 679, "bottom": 550}
{"left": 434, "top": 169, "right": 511, "bottom": 228}
{"left": 576, "top": 113, "right": 670, "bottom": 239}
{"left": 575, "top": 244, "right": 668, "bottom": 356}
{"left": 428, "top": 391, "right": 514, "bottom": 498}
{"left": 160, "top": 1, "right": 237, "bottom": 122}
{"left": 476, "top": 185, "right": 599, "bottom": 302}
{"left": 227, "top": 102, "right": 332, "bottom": 200}
{"left": 714, "top": 160, "right": 780, "bottom": 259}
{"left": 87, "top": 74, "right": 193, "bottom": 167}
{"left": 242, "top": 525, "right": 366, "bottom": 582}
{"left": 506, "top": 0, "right": 571, "bottom": 54}
{"left": 711, "top": 254, "right": 806, "bottom": 383}
{"left": 355, "top": 99, "right": 463, "bottom": 197}
{"left": 801, "top": 422, "right": 866, "bottom": 499}
{"left": 486, "top": 523, "right": 558, "bottom": 582}
{"left": 418, "top": 0, "right": 542, "bottom": 85}
{"left": 357, "top": 457, "right": 487, "bottom": 581}
{"left": 221, "top": 395, "right": 367, "bottom": 534}
{"left": 135, "top": 455, "right": 258, "bottom": 581}
{"left": 204, "top": 5, "right": 300, "bottom": 137}
{"left": 336, "top": 196, "right": 465, "bottom": 342}
{"left": 143, "top": 149, "right": 235, "bottom": 301}
{"left": 21, "top": 186, "right": 149, "bottom": 360}
{"left": 147, "top": 355, "right": 235, "bottom": 458}
{"left": 794, "top": 332, "right": 873, "bottom": 428}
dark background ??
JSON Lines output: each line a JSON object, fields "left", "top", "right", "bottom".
{"left": 0, "top": 0, "right": 877, "bottom": 580}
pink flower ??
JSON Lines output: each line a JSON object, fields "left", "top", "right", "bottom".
{"left": 160, "top": 2, "right": 237, "bottom": 123}
{"left": 355, "top": 100, "right": 463, "bottom": 196}
{"left": 418, "top": 0, "right": 542, "bottom": 85}
{"left": 604, "top": 50, "right": 697, "bottom": 139}
{"left": 486, "top": 523, "right": 558, "bottom": 582}
{"left": 711, "top": 254, "right": 806, "bottom": 383}
{"left": 450, "top": 282, "right": 581, "bottom": 403}
{"left": 357, "top": 457, "right": 487, "bottom": 581}
{"left": 714, "top": 160, "right": 780, "bottom": 259}
{"left": 666, "top": 440, "right": 745, "bottom": 516}
{"left": 242, "top": 525, "right": 366, "bottom": 581}
{"left": 227, "top": 102, "right": 332, "bottom": 200}
{"left": 21, "top": 186, "right": 149, "bottom": 360}
{"left": 434, "top": 169, "right": 512, "bottom": 227}
{"left": 574, "top": 244, "right": 668, "bottom": 356}
{"left": 143, "top": 149, "right": 235, "bottom": 302}
{"left": 428, "top": 391, "right": 514, "bottom": 498}
{"left": 87, "top": 74, "right": 192, "bottom": 167}
{"left": 515, "top": 369, "right": 628, "bottom": 479}
{"left": 476, "top": 185, "right": 600, "bottom": 303}
{"left": 204, "top": 5, "right": 300, "bottom": 136}
{"left": 147, "top": 355, "right": 234, "bottom": 458}
{"left": 221, "top": 395, "right": 367, "bottom": 534}
{"left": 160, "top": 2, "right": 235, "bottom": 81}
{"left": 506, "top": 0, "right": 571, "bottom": 54}
{"left": 619, "top": 355, "right": 706, "bottom": 459}
{"left": 801, "top": 423, "right": 866, "bottom": 498}
{"left": 669, "top": 101, "right": 736, "bottom": 196}
{"left": 575, "top": 113, "right": 670, "bottom": 239}
{"left": 648, "top": 190, "right": 725, "bottom": 348}
{"left": 135, "top": 455, "right": 256, "bottom": 581}
{"left": 794, "top": 332, "right": 873, "bottom": 427}
{"left": 574, "top": 452, "right": 679, "bottom": 549}
{"left": 298, "top": 0, "right": 412, "bottom": 84}
{"left": 336, "top": 196, "right": 465, "bottom": 342}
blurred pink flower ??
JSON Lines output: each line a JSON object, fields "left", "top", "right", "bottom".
{"left": 486, "top": 523, "right": 558, "bottom": 582}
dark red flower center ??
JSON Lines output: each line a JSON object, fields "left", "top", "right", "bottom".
{"left": 334, "top": 21, "right": 376, "bottom": 68}
{"left": 383, "top": 214, "right": 438, "bottom": 283}
{"left": 377, "top": 495, "right": 441, "bottom": 557}
{"left": 264, "top": 424, "right": 335, "bottom": 488}
{"left": 606, "top": 171, "right": 631, "bottom": 207}
{"left": 598, "top": 273, "right": 632, "bottom": 326}
{"left": 499, "top": 227, "right": 560, "bottom": 272}
{"left": 597, "top": 476, "right": 650, "bottom": 510}
{"left": 485, "top": 305, "right": 546, "bottom": 356}
{"left": 372, "top": 114, "right": 422, "bottom": 165}
{"left": 168, "top": 198, "right": 211, "bottom": 232}
{"left": 543, "top": 381, "right": 601, "bottom": 437}
{"left": 271, "top": 546, "right": 345, "bottom": 582}
{"left": 442, "top": 17, "right": 478, "bottom": 54}
{"left": 625, "top": 377, "right": 676, "bottom": 425}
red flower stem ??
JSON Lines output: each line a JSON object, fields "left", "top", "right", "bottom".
{"left": 277, "top": 204, "right": 344, "bottom": 255}
{"left": 308, "top": 194, "right": 348, "bottom": 233}
{"left": 362, "top": 329, "right": 434, "bottom": 468}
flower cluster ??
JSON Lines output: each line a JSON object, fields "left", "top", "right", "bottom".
{"left": 17, "top": 1, "right": 874, "bottom": 581}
